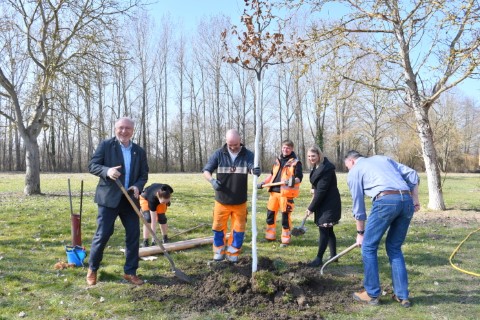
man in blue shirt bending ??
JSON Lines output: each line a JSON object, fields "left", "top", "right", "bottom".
{"left": 344, "top": 150, "right": 420, "bottom": 308}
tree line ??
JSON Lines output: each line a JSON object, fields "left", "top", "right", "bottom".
{"left": 0, "top": 1, "right": 479, "bottom": 209}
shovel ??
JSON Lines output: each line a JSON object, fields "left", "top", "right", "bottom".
{"left": 291, "top": 211, "right": 311, "bottom": 236}
{"left": 261, "top": 176, "right": 295, "bottom": 188}
{"left": 114, "top": 179, "right": 192, "bottom": 283}
{"left": 170, "top": 223, "right": 207, "bottom": 240}
{"left": 320, "top": 243, "right": 357, "bottom": 275}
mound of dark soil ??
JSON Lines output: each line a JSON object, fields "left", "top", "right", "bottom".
{"left": 135, "top": 256, "right": 359, "bottom": 319}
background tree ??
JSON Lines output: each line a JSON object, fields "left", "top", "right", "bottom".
{"left": 0, "top": 0, "right": 142, "bottom": 195}
{"left": 299, "top": 0, "right": 480, "bottom": 210}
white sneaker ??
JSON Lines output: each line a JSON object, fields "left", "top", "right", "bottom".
{"left": 213, "top": 253, "right": 225, "bottom": 261}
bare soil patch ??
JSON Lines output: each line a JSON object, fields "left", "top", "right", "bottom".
{"left": 413, "top": 210, "right": 480, "bottom": 227}
{"left": 134, "top": 256, "right": 362, "bottom": 319}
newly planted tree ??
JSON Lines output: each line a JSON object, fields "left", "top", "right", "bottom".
{"left": 222, "top": 0, "right": 306, "bottom": 272}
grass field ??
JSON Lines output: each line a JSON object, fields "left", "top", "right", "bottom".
{"left": 0, "top": 172, "right": 479, "bottom": 319}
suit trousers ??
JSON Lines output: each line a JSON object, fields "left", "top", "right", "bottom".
{"left": 88, "top": 196, "right": 140, "bottom": 275}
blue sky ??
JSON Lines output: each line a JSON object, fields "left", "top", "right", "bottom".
{"left": 148, "top": 0, "right": 245, "bottom": 28}
{"left": 146, "top": 0, "right": 478, "bottom": 99}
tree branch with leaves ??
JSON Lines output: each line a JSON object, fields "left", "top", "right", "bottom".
{"left": 222, "top": 0, "right": 306, "bottom": 272}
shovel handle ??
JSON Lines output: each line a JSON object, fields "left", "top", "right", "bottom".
{"left": 300, "top": 210, "right": 312, "bottom": 228}
{"left": 68, "top": 178, "right": 74, "bottom": 216}
{"left": 262, "top": 181, "right": 286, "bottom": 188}
{"left": 114, "top": 179, "right": 176, "bottom": 270}
{"left": 320, "top": 243, "right": 358, "bottom": 275}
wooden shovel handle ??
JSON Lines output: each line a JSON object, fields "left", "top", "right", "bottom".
{"left": 320, "top": 243, "right": 358, "bottom": 275}
{"left": 113, "top": 180, "right": 174, "bottom": 262}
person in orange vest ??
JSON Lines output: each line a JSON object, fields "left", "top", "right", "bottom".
{"left": 139, "top": 183, "right": 174, "bottom": 247}
{"left": 203, "top": 129, "right": 260, "bottom": 263}
{"left": 258, "top": 139, "right": 303, "bottom": 247}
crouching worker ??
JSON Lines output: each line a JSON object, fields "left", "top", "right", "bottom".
{"left": 203, "top": 129, "right": 259, "bottom": 263}
{"left": 139, "top": 183, "right": 174, "bottom": 247}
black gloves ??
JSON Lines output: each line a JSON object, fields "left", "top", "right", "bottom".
{"left": 252, "top": 167, "right": 261, "bottom": 177}
{"left": 257, "top": 182, "right": 264, "bottom": 189}
{"left": 210, "top": 179, "right": 222, "bottom": 191}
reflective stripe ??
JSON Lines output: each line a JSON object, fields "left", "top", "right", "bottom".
{"left": 265, "top": 226, "right": 276, "bottom": 240}
{"left": 213, "top": 245, "right": 225, "bottom": 254}
{"left": 281, "top": 229, "right": 291, "bottom": 244}
{"left": 226, "top": 246, "right": 239, "bottom": 254}
{"left": 217, "top": 166, "right": 249, "bottom": 174}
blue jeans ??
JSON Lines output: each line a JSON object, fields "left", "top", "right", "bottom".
{"left": 362, "top": 193, "right": 414, "bottom": 300}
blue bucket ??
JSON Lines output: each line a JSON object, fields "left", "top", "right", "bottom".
{"left": 65, "top": 245, "right": 87, "bottom": 267}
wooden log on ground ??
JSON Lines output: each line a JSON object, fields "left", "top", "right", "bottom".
{"left": 139, "top": 235, "right": 215, "bottom": 257}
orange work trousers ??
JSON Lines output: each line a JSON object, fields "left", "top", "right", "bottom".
{"left": 212, "top": 201, "right": 247, "bottom": 258}
{"left": 265, "top": 192, "right": 295, "bottom": 244}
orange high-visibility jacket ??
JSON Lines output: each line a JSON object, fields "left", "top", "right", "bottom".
{"left": 271, "top": 157, "right": 301, "bottom": 198}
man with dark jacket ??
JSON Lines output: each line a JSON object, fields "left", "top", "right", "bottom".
{"left": 203, "top": 129, "right": 260, "bottom": 263}
{"left": 86, "top": 117, "right": 148, "bottom": 286}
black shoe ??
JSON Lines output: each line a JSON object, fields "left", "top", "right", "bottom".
{"left": 307, "top": 256, "right": 323, "bottom": 267}
{"left": 141, "top": 239, "right": 149, "bottom": 248}
{"left": 151, "top": 240, "right": 156, "bottom": 246}
{"left": 163, "top": 235, "right": 169, "bottom": 243}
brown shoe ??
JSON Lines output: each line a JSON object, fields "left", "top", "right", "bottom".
{"left": 123, "top": 274, "right": 144, "bottom": 285}
{"left": 392, "top": 294, "right": 411, "bottom": 308}
{"left": 353, "top": 290, "right": 379, "bottom": 306}
{"left": 86, "top": 269, "right": 97, "bottom": 286}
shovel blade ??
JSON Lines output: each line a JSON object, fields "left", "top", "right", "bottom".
{"left": 173, "top": 268, "right": 192, "bottom": 283}
{"left": 291, "top": 227, "right": 306, "bottom": 236}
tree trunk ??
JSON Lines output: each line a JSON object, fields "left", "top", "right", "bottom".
{"left": 251, "top": 71, "right": 262, "bottom": 273}
{"left": 24, "top": 134, "right": 41, "bottom": 194}
{"left": 411, "top": 96, "right": 446, "bottom": 210}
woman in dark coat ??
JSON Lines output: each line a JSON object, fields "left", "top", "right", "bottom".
{"left": 306, "top": 146, "right": 342, "bottom": 267}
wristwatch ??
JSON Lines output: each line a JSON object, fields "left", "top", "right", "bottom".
{"left": 357, "top": 230, "right": 365, "bottom": 235}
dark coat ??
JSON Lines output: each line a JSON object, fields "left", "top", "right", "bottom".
{"left": 89, "top": 137, "right": 149, "bottom": 208}
{"left": 307, "top": 157, "right": 341, "bottom": 226}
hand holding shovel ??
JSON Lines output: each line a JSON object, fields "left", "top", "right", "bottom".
{"left": 259, "top": 176, "right": 295, "bottom": 189}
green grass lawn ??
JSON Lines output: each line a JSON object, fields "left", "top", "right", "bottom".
{"left": 0, "top": 172, "right": 479, "bottom": 319}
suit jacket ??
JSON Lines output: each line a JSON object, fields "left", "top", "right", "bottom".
{"left": 89, "top": 137, "right": 149, "bottom": 208}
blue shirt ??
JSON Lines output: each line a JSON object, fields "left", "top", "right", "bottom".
{"left": 347, "top": 155, "right": 419, "bottom": 221}
{"left": 120, "top": 141, "right": 132, "bottom": 188}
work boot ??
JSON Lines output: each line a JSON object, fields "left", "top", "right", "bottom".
{"left": 141, "top": 239, "right": 149, "bottom": 248}
{"left": 226, "top": 255, "right": 238, "bottom": 263}
{"left": 213, "top": 253, "right": 225, "bottom": 261}
{"left": 86, "top": 269, "right": 97, "bottom": 286}
{"left": 307, "top": 256, "right": 323, "bottom": 267}
{"left": 123, "top": 274, "right": 144, "bottom": 285}
{"left": 163, "top": 235, "right": 169, "bottom": 243}
{"left": 353, "top": 290, "right": 379, "bottom": 306}
{"left": 392, "top": 294, "right": 411, "bottom": 308}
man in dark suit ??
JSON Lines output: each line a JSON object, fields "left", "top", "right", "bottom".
{"left": 86, "top": 117, "right": 149, "bottom": 286}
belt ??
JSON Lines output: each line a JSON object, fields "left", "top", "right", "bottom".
{"left": 374, "top": 190, "right": 411, "bottom": 201}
